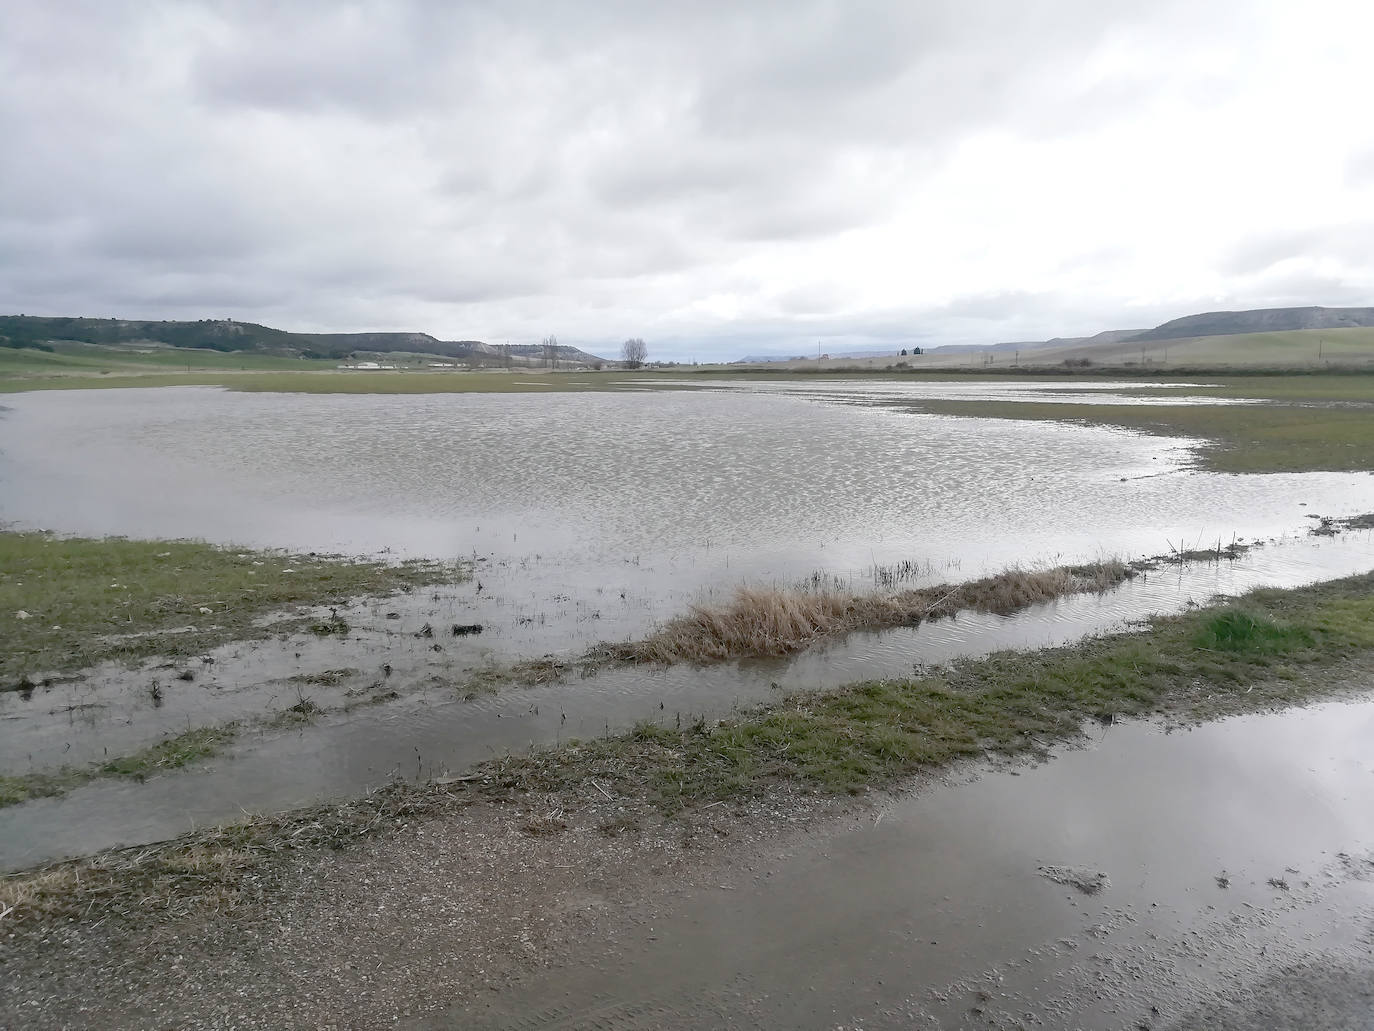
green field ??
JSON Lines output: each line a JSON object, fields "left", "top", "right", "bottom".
{"left": 0, "top": 341, "right": 335, "bottom": 377}
{"left": 0, "top": 344, "right": 649, "bottom": 393}
{"left": 1088, "top": 327, "right": 1374, "bottom": 368}
{"left": 907, "top": 389, "right": 1374, "bottom": 473}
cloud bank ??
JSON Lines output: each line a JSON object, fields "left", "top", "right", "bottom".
{"left": 2, "top": 0, "right": 1372, "bottom": 359}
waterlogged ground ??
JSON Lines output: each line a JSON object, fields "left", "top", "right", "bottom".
{"left": 430, "top": 695, "right": 1374, "bottom": 1030}
{"left": 2, "top": 381, "right": 1374, "bottom": 864}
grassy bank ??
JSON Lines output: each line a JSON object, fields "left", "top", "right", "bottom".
{"left": 1, "top": 532, "right": 467, "bottom": 681}
{"left": 904, "top": 396, "right": 1374, "bottom": 473}
{"left": 5, "top": 570, "right": 1372, "bottom": 928}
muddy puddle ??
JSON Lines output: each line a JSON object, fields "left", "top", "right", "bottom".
{"left": 427, "top": 696, "right": 1374, "bottom": 1029}
{"left": 2, "top": 384, "right": 1374, "bottom": 867}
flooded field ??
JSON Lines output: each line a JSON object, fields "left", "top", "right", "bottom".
{"left": 2, "top": 380, "right": 1374, "bottom": 865}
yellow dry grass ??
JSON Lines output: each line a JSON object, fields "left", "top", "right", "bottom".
{"left": 618, "top": 562, "right": 1129, "bottom": 664}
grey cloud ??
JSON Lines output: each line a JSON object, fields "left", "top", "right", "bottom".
{"left": 1, "top": 0, "right": 1370, "bottom": 358}
{"left": 191, "top": 3, "right": 483, "bottom": 117}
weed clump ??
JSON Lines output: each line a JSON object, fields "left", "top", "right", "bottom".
{"left": 611, "top": 561, "right": 1131, "bottom": 665}
{"left": 1194, "top": 609, "right": 1314, "bottom": 654}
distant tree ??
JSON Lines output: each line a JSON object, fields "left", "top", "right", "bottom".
{"left": 900, "top": 348, "right": 907, "bottom": 356}
{"left": 621, "top": 337, "right": 648, "bottom": 369}
{"left": 542, "top": 335, "right": 559, "bottom": 370}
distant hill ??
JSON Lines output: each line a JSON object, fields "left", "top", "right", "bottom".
{"left": 0, "top": 316, "right": 612, "bottom": 367}
{"left": 1129, "top": 306, "right": 1374, "bottom": 343}
{"left": 925, "top": 328, "right": 1143, "bottom": 357}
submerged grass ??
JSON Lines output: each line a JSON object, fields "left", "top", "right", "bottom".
{"left": 6, "top": 571, "right": 1373, "bottom": 929}
{"left": 0, "top": 531, "right": 467, "bottom": 680}
{"left": 0, "top": 725, "right": 238, "bottom": 807}
{"left": 607, "top": 561, "right": 1131, "bottom": 664}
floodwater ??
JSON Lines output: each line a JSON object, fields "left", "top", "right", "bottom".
{"left": 425, "top": 697, "right": 1374, "bottom": 1029}
{"left": 2, "top": 381, "right": 1374, "bottom": 866}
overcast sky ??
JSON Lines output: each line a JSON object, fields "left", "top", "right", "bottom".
{"left": 3, "top": 1, "right": 1372, "bottom": 360}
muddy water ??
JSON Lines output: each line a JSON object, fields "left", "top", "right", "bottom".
{"left": 2, "top": 383, "right": 1374, "bottom": 866}
{"left": 426, "top": 697, "right": 1374, "bottom": 1030}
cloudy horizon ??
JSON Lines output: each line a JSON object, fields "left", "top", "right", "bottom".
{"left": 3, "top": 0, "right": 1372, "bottom": 361}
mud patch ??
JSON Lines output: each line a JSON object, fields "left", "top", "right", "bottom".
{"left": 1038, "top": 863, "right": 1111, "bottom": 895}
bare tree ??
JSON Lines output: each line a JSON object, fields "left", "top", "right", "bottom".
{"left": 542, "top": 335, "right": 559, "bottom": 370}
{"left": 621, "top": 337, "right": 648, "bottom": 369}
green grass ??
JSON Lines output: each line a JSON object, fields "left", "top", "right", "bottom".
{"left": 0, "top": 531, "right": 467, "bottom": 680}
{"left": 1122, "top": 327, "right": 1374, "bottom": 367}
{"left": 905, "top": 395, "right": 1374, "bottom": 473}
{"left": 0, "top": 366, "right": 652, "bottom": 394}
{"left": 1194, "top": 609, "right": 1315, "bottom": 653}
{"left": 1127, "top": 373, "right": 1374, "bottom": 402}
{"left": 0, "top": 726, "right": 238, "bottom": 806}
{"left": 96, "top": 725, "right": 237, "bottom": 778}
{"left": 0, "top": 343, "right": 336, "bottom": 379}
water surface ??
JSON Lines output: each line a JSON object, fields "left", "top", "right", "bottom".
{"left": 2, "top": 383, "right": 1373, "bottom": 865}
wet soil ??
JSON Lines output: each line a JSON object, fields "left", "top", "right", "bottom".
{"left": 5, "top": 665, "right": 1374, "bottom": 1029}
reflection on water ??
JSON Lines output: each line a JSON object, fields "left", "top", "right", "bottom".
{"left": 0, "top": 383, "right": 1372, "bottom": 866}
{"left": 1, "top": 386, "right": 1370, "bottom": 575}
{"left": 437, "top": 696, "right": 1374, "bottom": 1028}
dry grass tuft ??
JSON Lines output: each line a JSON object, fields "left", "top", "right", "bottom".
{"left": 612, "top": 561, "right": 1131, "bottom": 665}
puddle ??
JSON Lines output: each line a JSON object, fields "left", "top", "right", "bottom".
{"left": 2, "top": 528, "right": 1372, "bottom": 870}
{"left": 428, "top": 696, "right": 1374, "bottom": 1029}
